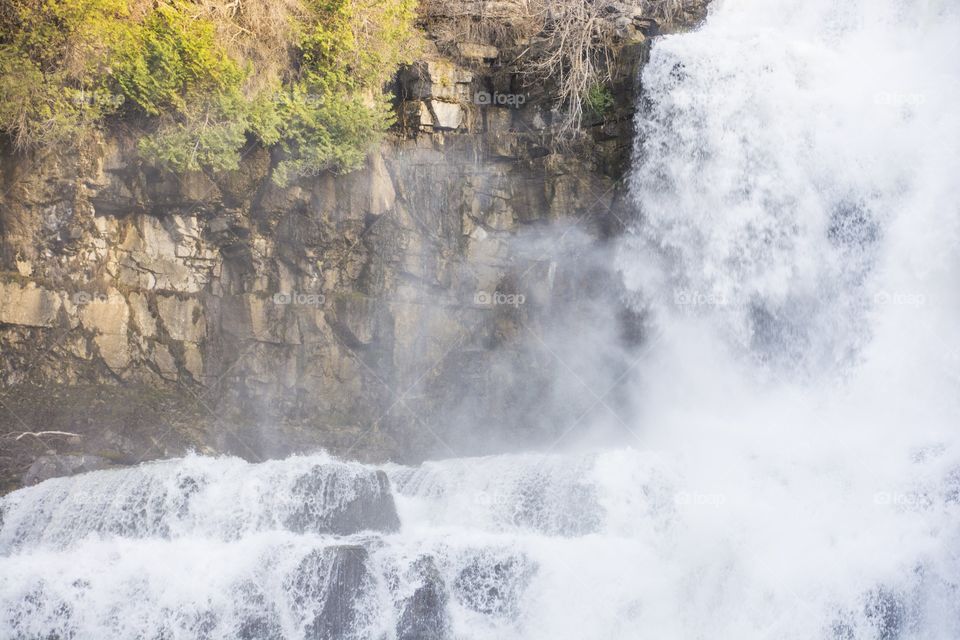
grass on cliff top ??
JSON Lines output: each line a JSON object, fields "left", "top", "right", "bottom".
{"left": 0, "top": 0, "right": 420, "bottom": 184}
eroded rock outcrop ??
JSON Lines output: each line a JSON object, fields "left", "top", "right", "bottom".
{"left": 0, "top": 0, "right": 695, "bottom": 491}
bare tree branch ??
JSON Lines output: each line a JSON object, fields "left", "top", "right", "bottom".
{"left": 2, "top": 430, "right": 82, "bottom": 442}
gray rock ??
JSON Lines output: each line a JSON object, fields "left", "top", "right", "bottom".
{"left": 426, "top": 100, "right": 465, "bottom": 130}
{"left": 289, "top": 545, "right": 375, "bottom": 640}
{"left": 864, "top": 588, "right": 911, "bottom": 640}
{"left": 235, "top": 581, "right": 284, "bottom": 640}
{"left": 286, "top": 466, "right": 401, "bottom": 535}
{"left": 397, "top": 556, "right": 451, "bottom": 640}
{"left": 0, "top": 281, "right": 61, "bottom": 327}
{"left": 453, "top": 552, "right": 536, "bottom": 619}
{"left": 22, "top": 454, "right": 114, "bottom": 486}
{"left": 156, "top": 294, "right": 206, "bottom": 342}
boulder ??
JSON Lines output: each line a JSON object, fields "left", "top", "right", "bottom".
{"left": 289, "top": 545, "right": 375, "bottom": 640}
{"left": 285, "top": 465, "right": 401, "bottom": 535}
{"left": 453, "top": 552, "right": 536, "bottom": 619}
{"left": 397, "top": 556, "right": 451, "bottom": 640}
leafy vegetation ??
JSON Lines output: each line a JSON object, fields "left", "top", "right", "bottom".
{"left": 271, "top": 0, "right": 419, "bottom": 184}
{"left": 0, "top": 0, "right": 131, "bottom": 148}
{"left": 584, "top": 84, "right": 615, "bottom": 117}
{"left": 0, "top": 0, "right": 420, "bottom": 183}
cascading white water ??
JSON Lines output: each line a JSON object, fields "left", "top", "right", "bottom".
{"left": 2, "top": 0, "right": 959, "bottom": 638}
{"left": 613, "top": 0, "right": 960, "bottom": 637}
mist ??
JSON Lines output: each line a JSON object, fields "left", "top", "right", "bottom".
{"left": 2, "top": 0, "right": 960, "bottom": 637}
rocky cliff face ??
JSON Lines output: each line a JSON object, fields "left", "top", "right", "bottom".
{"left": 0, "top": 3, "right": 689, "bottom": 492}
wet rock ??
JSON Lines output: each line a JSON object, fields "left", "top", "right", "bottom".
{"left": 235, "top": 581, "right": 284, "bottom": 640}
{"left": 238, "top": 615, "right": 284, "bottom": 640}
{"left": 864, "top": 588, "right": 911, "bottom": 640}
{"left": 397, "top": 556, "right": 451, "bottom": 640}
{"left": 21, "top": 454, "right": 114, "bottom": 486}
{"left": 9, "top": 585, "right": 76, "bottom": 638}
{"left": 286, "top": 465, "right": 401, "bottom": 535}
{"left": 453, "top": 552, "right": 535, "bottom": 619}
{"left": 831, "top": 586, "right": 916, "bottom": 640}
{"left": 290, "top": 545, "right": 375, "bottom": 640}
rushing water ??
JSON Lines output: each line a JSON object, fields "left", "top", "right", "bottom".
{"left": 3, "top": 0, "right": 960, "bottom": 637}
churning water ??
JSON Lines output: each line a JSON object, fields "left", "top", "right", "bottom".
{"left": 3, "top": 0, "right": 960, "bottom": 637}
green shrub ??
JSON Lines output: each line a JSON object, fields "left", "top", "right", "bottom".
{"left": 270, "top": 87, "right": 393, "bottom": 185}
{"left": 584, "top": 83, "right": 615, "bottom": 117}
{"left": 110, "top": 1, "right": 251, "bottom": 172}
{"left": 112, "top": 1, "right": 245, "bottom": 116}
{"left": 269, "top": 0, "right": 419, "bottom": 184}
{"left": 0, "top": 0, "right": 421, "bottom": 182}
{"left": 0, "top": 0, "right": 131, "bottom": 149}
{"left": 136, "top": 100, "right": 250, "bottom": 173}
{"left": 299, "top": 0, "right": 419, "bottom": 89}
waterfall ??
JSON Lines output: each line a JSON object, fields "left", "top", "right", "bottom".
{"left": 3, "top": 0, "right": 960, "bottom": 638}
